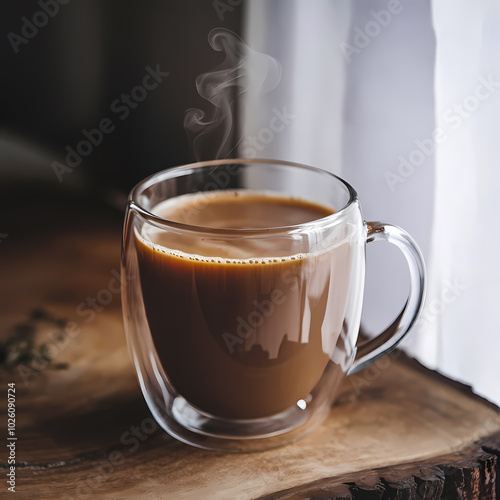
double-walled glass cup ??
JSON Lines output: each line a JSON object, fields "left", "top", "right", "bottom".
{"left": 121, "top": 159, "right": 425, "bottom": 452}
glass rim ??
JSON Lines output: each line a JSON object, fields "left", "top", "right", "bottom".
{"left": 128, "top": 158, "right": 359, "bottom": 236}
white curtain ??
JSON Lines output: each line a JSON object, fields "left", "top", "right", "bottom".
{"left": 242, "top": 0, "right": 349, "bottom": 176}
{"left": 243, "top": 0, "right": 500, "bottom": 405}
{"left": 415, "top": 0, "right": 500, "bottom": 404}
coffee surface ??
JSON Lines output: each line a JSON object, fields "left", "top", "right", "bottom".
{"left": 142, "top": 191, "right": 334, "bottom": 260}
{"left": 136, "top": 191, "right": 351, "bottom": 419}
{"left": 156, "top": 191, "right": 333, "bottom": 229}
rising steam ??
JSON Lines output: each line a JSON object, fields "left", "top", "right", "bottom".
{"left": 184, "top": 28, "right": 282, "bottom": 161}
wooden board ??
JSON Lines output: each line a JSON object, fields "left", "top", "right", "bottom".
{"left": 1, "top": 198, "right": 499, "bottom": 499}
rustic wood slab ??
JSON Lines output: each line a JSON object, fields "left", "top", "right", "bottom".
{"left": 1, "top": 198, "right": 499, "bottom": 499}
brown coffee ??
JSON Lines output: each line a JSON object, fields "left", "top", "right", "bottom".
{"left": 135, "top": 191, "right": 351, "bottom": 419}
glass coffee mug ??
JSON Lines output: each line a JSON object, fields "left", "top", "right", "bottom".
{"left": 121, "top": 159, "right": 425, "bottom": 452}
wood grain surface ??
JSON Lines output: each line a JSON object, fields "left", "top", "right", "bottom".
{"left": 1, "top": 198, "right": 499, "bottom": 499}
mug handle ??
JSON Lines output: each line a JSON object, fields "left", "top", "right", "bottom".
{"left": 347, "top": 221, "right": 426, "bottom": 376}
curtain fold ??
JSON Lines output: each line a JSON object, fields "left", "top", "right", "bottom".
{"left": 242, "top": 0, "right": 348, "bottom": 175}
{"left": 413, "top": 0, "right": 500, "bottom": 405}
